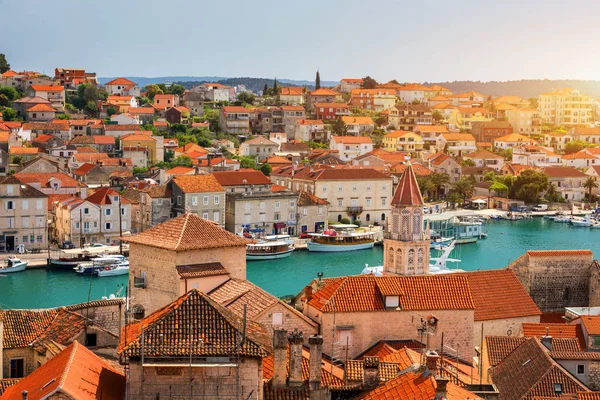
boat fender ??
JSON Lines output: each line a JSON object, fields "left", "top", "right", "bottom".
{"left": 104, "top": 266, "right": 110, "bottom": 270}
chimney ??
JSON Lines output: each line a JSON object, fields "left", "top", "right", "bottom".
{"left": 425, "top": 350, "right": 440, "bottom": 377}
{"left": 541, "top": 335, "right": 553, "bottom": 351}
{"left": 305, "top": 285, "right": 313, "bottom": 303}
{"left": 308, "top": 335, "right": 323, "bottom": 391}
{"left": 288, "top": 330, "right": 304, "bottom": 387}
{"left": 272, "top": 329, "right": 287, "bottom": 388}
{"left": 362, "top": 356, "right": 380, "bottom": 390}
{"left": 21, "top": 391, "right": 28, "bottom": 400}
{"left": 435, "top": 376, "right": 450, "bottom": 400}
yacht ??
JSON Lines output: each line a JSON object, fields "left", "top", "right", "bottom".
{"left": 571, "top": 216, "right": 594, "bottom": 227}
{"left": 0, "top": 257, "right": 28, "bottom": 273}
{"left": 246, "top": 241, "right": 295, "bottom": 260}
{"left": 74, "top": 255, "right": 127, "bottom": 274}
{"left": 306, "top": 224, "right": 375, "bottom": 252}
{"left": 96, "top": 263, "right": 130, "bottom": 277}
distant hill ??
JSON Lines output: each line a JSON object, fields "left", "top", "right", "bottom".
{"left": 425, "top": 80, "right": 600, "bottom": 98}
{"left": 98, "top": 76, "right": 338, "bottom": 93}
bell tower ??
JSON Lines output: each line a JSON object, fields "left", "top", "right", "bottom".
{"left": 383, "top": 161, "right": 430, "bottom": 275}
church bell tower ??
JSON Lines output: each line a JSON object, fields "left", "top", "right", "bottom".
{"left": 383, "top": 161, "right": 430, "bottom": 275}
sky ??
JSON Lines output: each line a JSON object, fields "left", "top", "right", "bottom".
{"left": 3, "top": 0, "right": 600, "bottom": 82}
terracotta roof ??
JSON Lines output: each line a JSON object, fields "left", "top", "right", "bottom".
{"left": 176, "top": 262, "right": 229, "bottom": 278}
{"left": 119, "top": 289, "right": 269, "bottom": 358}
{"left": 298, "top": 190, "right": 329, "bottom": 206}
{"left": 297, "top": 119, "right": 323, "bottom": 125}
{"left": 492, "top": 337, "right": 589, "bottom": 400}
{"left": 440, "top": 133, "right": 476, "bottom": 141}
{"left": 105, "top": 77, "right": 137, "bottom": 86}
{"left": 166, "top": 166, "right": 194, "bottom": 175}
{"left": 522, "top": 323, "right": 586, "bottom": 350}
{"left": 391, "top": 162, "right": 433, "bottom": 177}
{"left": 416, "top": 125, "right": 449, "bottom": 133}
{"left": 27, "top": 103, "right": 57, "bottom": 112}
{"left": 549, "top": 351, "right": 600, "bottom": 360}
{"left": 527, "top": 250, "right": 592, "bottom": 257}
{"left": 121, "top": 133, "right": 156, "bottom": 142}
{"left": 213, "top": 170, "right": 272, "bottom": 186}
{"left": 73, "top": 153, "right": 110, "bottom": 162}
{"left": 563, "top": 152, "right": 597, "bottom": 160}
{"left": 103, "top": 124, "right": 141, "bottom": 131}
{"left": 279, "top": 87, "right": 305, "bottom": 95}
{"left": 308, "top": 275, "right": 474, "bottom": 313}
{"left": 331, "top": 136, "right": 373, "bottom": 144}
{"left": 385, "top": 130, "right": 416, "bottom": 138}
{"left": 14, "top": 172, "right": 80, "bottom": 188}
{"left": 495, "top": 133, "right": 536, "bottom": 143}
{"left": 32, "top": 133, "right": 55, "bottom": 143}
{"left": 30, "top": 84, "right": 64, "bottom": 92}
{"left": 124, "top": 213, "right": 250, "bottom": 251}
{"left": 580, "top": 315, "right": 600, "bottom": 335}
{"left": 485, "top": 336, "right": 527, "bottom": 367}
{"left": 345, "top": 358, "right": 400, "bottom": 382}
{"left": 93, "top": 135, "right": 115, "bottom": 145}
{"left": 175, "top": 142, "right": 208, "bottom": 155}
{"left": 457, "top": 269, "right": 541, "bottom": 321}
{"left": 10, "top": 146, "right": 40, "bottom": 155}
{"left": 72, "top": 163, "right": 97, "bottom": 175}
{"left": 391, "top": 162, "right": 423, "bottom": 206}
{"left": 280, "top": 142, "right": 310, "bottom": 153}
{"left": 173, "top": 174, "right": 225, "bottom": 193}
{"left": 295, "top": 168, "right": 390, "bottom": 181}
{"left": 464, "top": 149, "right": 504, "bottom": 159}
{"left": 3, "top": 341, "right": 124, "bottom": 399}
{"left": 0, "top": 379, "right": 21, "bottom": 395}
{"left": 243, "top": 136, "right": 278, "bottom": 146}
{"left": 342, "top": 78, "right": 363, "bottom": 83}
{"left": 310, "top": 88, "right": 339, "bottom": 96}
{"left": 542, "top": 166, "right": 587, "bottom": 178}
{"left": 128, "top": 107, "right": 155, "bottom": 115}
{"left": 84, "top": 187, "right": 129, "bottom": 205}
{"left": 222, "top": 106, "right": 250, "bottom": 113}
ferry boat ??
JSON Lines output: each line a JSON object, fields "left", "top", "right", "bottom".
{"left": 306, "top": 224, "right": 375, "bottom": 252}
{"left": 0, "top": 256, "right": 28, "bottom": 273}
{"left": 96, "top": 263, "right": 130, "bottom": 277}
{"left": 74, "top": 255, "right": 128, "bottom": 274}
{"left": 246, "top": 241, "right": 295, "bottom": 260}
{"left": 427, "top": 211, "right": 487, "bottom": 245}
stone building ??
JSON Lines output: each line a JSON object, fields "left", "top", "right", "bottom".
{"left": 509, "top": 250, "right": 595, "bottom": 313}
{"left": 383, "top": 162, "right": 430, "bottom": 275}
{"left": 119, "top": 289, "right": 269, "bottom": 400}
{"left": 124, "top": 213, "right": 251, "bottom": 315}
{"left": 171, "top": 174, "right": 226, "bottom": 226}
{"left": 296, "top": 190, "right": 330, "bottom": 234}
{"left": 123, "top": 184, "right": 172, "bottom": 233}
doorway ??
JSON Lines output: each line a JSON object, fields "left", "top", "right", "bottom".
{"left": 6, "top": 235, "right": 14, "bottom": 252}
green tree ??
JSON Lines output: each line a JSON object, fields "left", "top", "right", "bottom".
{"left": 1, "top": 107, "right": 18, "bottom": 121}
{"left": 144, "top": 84, "right": 164, "bottom": 100}
{"left": 260, "top": 163, "right": 272, "bottom": 176}
{"left": 528, "top": 97, "right": 539, "bottom": 109}
{"left": 273, "top": 78, "right": 278, "bottom": 94}
{"left": 171, "top": 123, "right": 188, "bottom": 134}
{"left": 483, "top": 171, "right": 498, "bottom": 182}
{"left": 11, "top": 155, "right": 23, "bottom": 165}
{"left": 315, "top": 70, "right": 321, "bottom": 90}
{"left": 203, "top": 108, "right": 220, "bottom": 132}
{"left": 584, "top": 176, "right": 599, "bottom": 201}
{"left": 263, "top": 84, "right": 269, "bottom": 96}
{"left": 490, "top": 181, "right": 509, "bottom": 197}
{"left": 0, "top": 87, "right": 19, "bottom": 101}
{"left": 0, "top": 54, "right": 10, "bottom": 74}
{"left": 509, "top": 170, "right": 549, "bottom": 201}
{"left": 307, "top": 140, "right": 328, "bottom": 149}
{"left": 167, "top": 84, "right": 185, "bottom": 97}
{"left": 361, "top": 76, "right": 378, "bottom": 89}
{"left": 55, "top": 113, "right": 71, "bottom": 120}
{"left": 544, "top": 184, "right": 563, "bottom": 203}
{"left": 85, "top": 100, "right": 98, "bottom": 116}
{"left": 564, "top": 140, "right": 590, "bottom": 154}
{"left": 461, "top": 158, "right": 475, "bottom": 167}
{"left": 332, "top": 118, "right": 348, "bottom": 136}
{"left": 235, "top": 156, "right": 258, "bottom": 169}
{"left": 428, "top": 172, "right": 451, "bottom": 201}
{"left": 237, "top": 91, "right": 255, "bottom": 105}
{"left": 451, "top": 177, "right": 475, "bottom": 205}
{"left": 432, "top": 110, "right": 443, "bottom": 122}
{"left": 106, "top": 106, "right": 118, "bottom": 116}
{"left": 171, "top": 155, "right": 193, "bottom": 167}
{"left": 515, "top": 183, "right": 542, "bottom": 203}
{"left": 0, "top": 94, "right": 8, "bottom": 107}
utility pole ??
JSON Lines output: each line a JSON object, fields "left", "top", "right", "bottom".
{"left": 118, "top": 196, "right": 123, "bottom": 255}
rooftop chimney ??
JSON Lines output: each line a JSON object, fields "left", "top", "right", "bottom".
{"left": 425, "top": 350, "right": 440, "bottom": 377}
{"left": 272, "top": 329, "right": 287, "bottom": 388}
{"left": 305, "top": 285, "right": 313, "bottom": 303}
{"left": 308, "top": 335, "right": 323, "bottom": 391}
{"left": 21, "top": 390, "right": 28, "bottom": 400}
{"left": 362, "top": 356, "right": 380, "bottom": 390}
{"left": 435, "top": 376, "right": 450, "bottom": 400}
{"left": 288, "top": 330, "right": 304, "bottom": 387}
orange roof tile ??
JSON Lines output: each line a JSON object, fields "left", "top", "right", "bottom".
{"left": 297, "top": 119, "right": 324, "bottom": 125}
{"left": 522, "top": 323, "right": 586, "bottom": 350}
{"left": 222, "top": 106, "right": 251, "bottom": 113}
{"left": 341, "top": 116, "right": 374, "bottom": 125}
{"left": 1, "top": 341, "right": 125, "bottom": 400}
{"left": 173, "top": 174, "right": 225, "bottom": 193}
{"left": 27, "top": 103, "right": 57, "bottom": 112}
{"left": 310, "top": 88, "right": 339, "bottom": 96}
{"left": 30, "top": 84, "right": 64, "bottom": 92}
{"left": 128, "top": 107, "right": 155, "bottom": 115}
{"left": 10, "top": 147, "right": 40, "bottom": 155}
{"left": 485, "top": 336, "right": 528, "bottom": 367}
{"left": 580, "top": 316, "right": 600, "bottom": 335}
{"left": 279, "top": 87, "right": 305, "bottom": 96}
{"left": 441, "top": 133, "right": 476, "bottom": 141}
{"left": 543, "top": 167, "right": 587, "bottom": 178}
{"left": 331, "top": 136, "right": 373, "bottom": 144}
{"left": 213, "top": 170, "right": 271, "bottom": 186}
{"left": 391, "top": 162, "right": 423, "bottom": 206}
{"left": 105, "top": 77, "right": 137, "bottom": 86}
{"left": 72, "top": 163, "right": 97, "bottom": 176}
{"left": 124, "top": 213, "right": 251, "bottom": 251}
{"left": 166, "top": 166, "right": 194, "bottom": 175}
{"left": 85, "top": 187, "right": 130, "bottom": 205}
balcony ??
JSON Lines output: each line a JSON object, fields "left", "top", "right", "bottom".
{"left": 347, "top": 206, "right": 363, "bottom": 214}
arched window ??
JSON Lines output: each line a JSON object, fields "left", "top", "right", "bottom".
{"left": 401, "top": 209, "right": 410, "bottom": 239}
{"left": 387, "top": 247, "right": 395, "bottom": 266}
{"left": 413, "top": 209, "right": 422, "bottom": 238}
{"left": 338, "top": 214, "right": 342, "bottom": 222}
{"left": 366, "top": 214, "right": 371, "bottom": 222}
{"left": 417, "top": 248, "right": 424, "bottom": 270}
{"left": 408, "top": 249, "right": 415, "bottom": 270}
{"left": 381, "top": 213, "right": 386, "bottom": 222}
{"left": 396, "top": 248, "right": 402, "bottom": 268}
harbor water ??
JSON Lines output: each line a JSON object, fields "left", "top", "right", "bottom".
{"left": 1, "top": 218, "right": 600, "bottom": 308}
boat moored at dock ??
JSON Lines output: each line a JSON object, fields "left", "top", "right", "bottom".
{"left": 306, "top": 224, "right": 375, "bottom": 252}
{"left": 246, "top": 241, "right": 295, "bottom": 260}
{"left": 0, "top": 257, "right": 28, "bottom": 273}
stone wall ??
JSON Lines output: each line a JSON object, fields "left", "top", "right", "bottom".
{"left": 255, "top": 302, "right": 318, "bottom": 344}
{"left": 589, "top": 261, "right": 600, "bottom": 307}
{"left": 67, "top": 301, "right": 124, "bottom": 337}
{"left": 127, "top": 357, "right": 262, "bottom": 400}
{"left": 508, "top": 252, "right": 594, "bottom": 312}
{"left": 473, "top": 315, "right": 540, "bottom": 350}
{"left": 2, "top": 348, "right": 35, "bottom": 378}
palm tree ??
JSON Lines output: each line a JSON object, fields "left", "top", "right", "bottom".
{"left": 452, "top": 177, "right": 475, "bottom": 205}
{"left": 428, "top": 172, "right": 451, "bottom": 201}
{"left": 584, "top": 176, "right": 599, "bottom": 202}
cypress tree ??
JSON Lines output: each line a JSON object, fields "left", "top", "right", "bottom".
{"left": 263, "top": 83, "right": 268, "bottom": 96}
{"left": 273, "top": 77, "right": 278, "bottom": 94}
{"left": 315, "top": 70, "right": 321, "bottom": 90}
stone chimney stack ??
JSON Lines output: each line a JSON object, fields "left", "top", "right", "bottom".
{"left": 273, "top": 329, "right": 288, "bottom": 388}
{"left": 288, "top": 330, "right": 304, "bottom": 387}
{"left": 308, "top": 335, "right": 323, "bottom": 391}
{"left": 362, "top": 356, "right": 380, "bottom": 390}
{"left": 435, "top": 376, "right": 450, "bottom": 399}
{"left": 425, "top": 350, "right": 440, "bottom": 377}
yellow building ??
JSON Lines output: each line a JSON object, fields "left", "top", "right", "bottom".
{"left": 448, "top": 107, "right": 493, "bottom": 131}
{"left": 538, "top": 88, "right": 593, "bottom": 127}
{"left": 383, "top": 130, "right": 425, "bottom": 156}
{"left": 121, "top": 133, "right": 162, "bottom": 163}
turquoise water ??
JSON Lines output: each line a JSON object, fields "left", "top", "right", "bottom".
{"left": 1, "top": 218, "right": 600, "bottom": 308}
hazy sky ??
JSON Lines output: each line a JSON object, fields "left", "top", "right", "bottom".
{"left": 3, "top": 0, "right": 600, "bottom": 82}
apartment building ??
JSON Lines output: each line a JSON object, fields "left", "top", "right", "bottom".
{"left": 539, "top": 88, "right": 593, "bottom": 127}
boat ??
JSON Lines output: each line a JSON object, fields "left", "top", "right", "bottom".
{"left": 426, "top": 211, "right": 487, "bottom": 245}
{"left": 306, "top": 224, "right": 375, "bottom": 252}
{"left": 74, "top": 255, "right": 127, "bottom": 274}
{"left": 96, "top": 263, "right": 130, "bottom": 277}
{"left": 263, "top": 234, "right": 295, "bottom": 245}
{"left": 48, "top": 245, "right": 125, "bottom": 270}
{"left": 246, "top": 241, "right": 295, "bottom": 260}
{"left": 570, "top": 216, "right": 594, "bottom": 227}
{"left": 429, "top": 230, "right": 454, "bottom": 249}
{"left": 0, "top": 256, "right": 28, "bottom": 273}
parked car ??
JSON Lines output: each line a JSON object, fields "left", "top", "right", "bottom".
{"left": 59, "top": 240, "right": 76, "bottom": 249}
{"left": 84, "top": 243, "right": 106, "bottom": 248}
{"left": 532, "top": 204, "right": 548, "bottom": 212}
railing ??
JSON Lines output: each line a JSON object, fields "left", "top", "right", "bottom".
{"left": 347, "top": 206, "right": 363, "bottom": 214}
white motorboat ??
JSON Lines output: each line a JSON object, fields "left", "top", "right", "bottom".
{"left": 571, "top": 216, "right": 594, "bottom": 227}
{"left": 96, "top": 262, "right": 130, "bottom": 277}
{"left": 246, "top": 241, "right": 295, "bottom": 260}
{"left": 74, "top": 255, "right": 127, "bottom": 274}
{"left": 0, "top": 256, "right": 27, "bottom": 273}
{"left": 430, "top": 231, "right": 454, "bottom": 249}
{"left": 307, "top": 224, "right": 375, "bottom": 252}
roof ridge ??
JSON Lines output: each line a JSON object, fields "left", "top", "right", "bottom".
{"left": 175, "top": 213, "right": 190, "bottom": 250}
{"left": 59, "top": 341, "right": 79, "bottom": 390}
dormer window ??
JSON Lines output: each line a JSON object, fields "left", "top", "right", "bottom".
{"left": 385, "top": 296, "right": 400, "bottom": 308}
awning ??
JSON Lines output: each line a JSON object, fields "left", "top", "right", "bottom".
{"left": 274, "top": 222, "right": 286, "bottom": 229}
{"left": 472, "top": 199, "right": 487, "bottom": 204}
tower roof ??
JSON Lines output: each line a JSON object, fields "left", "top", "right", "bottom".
{"left": 391, "top": 162, "right": 423, "bottom": 206}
